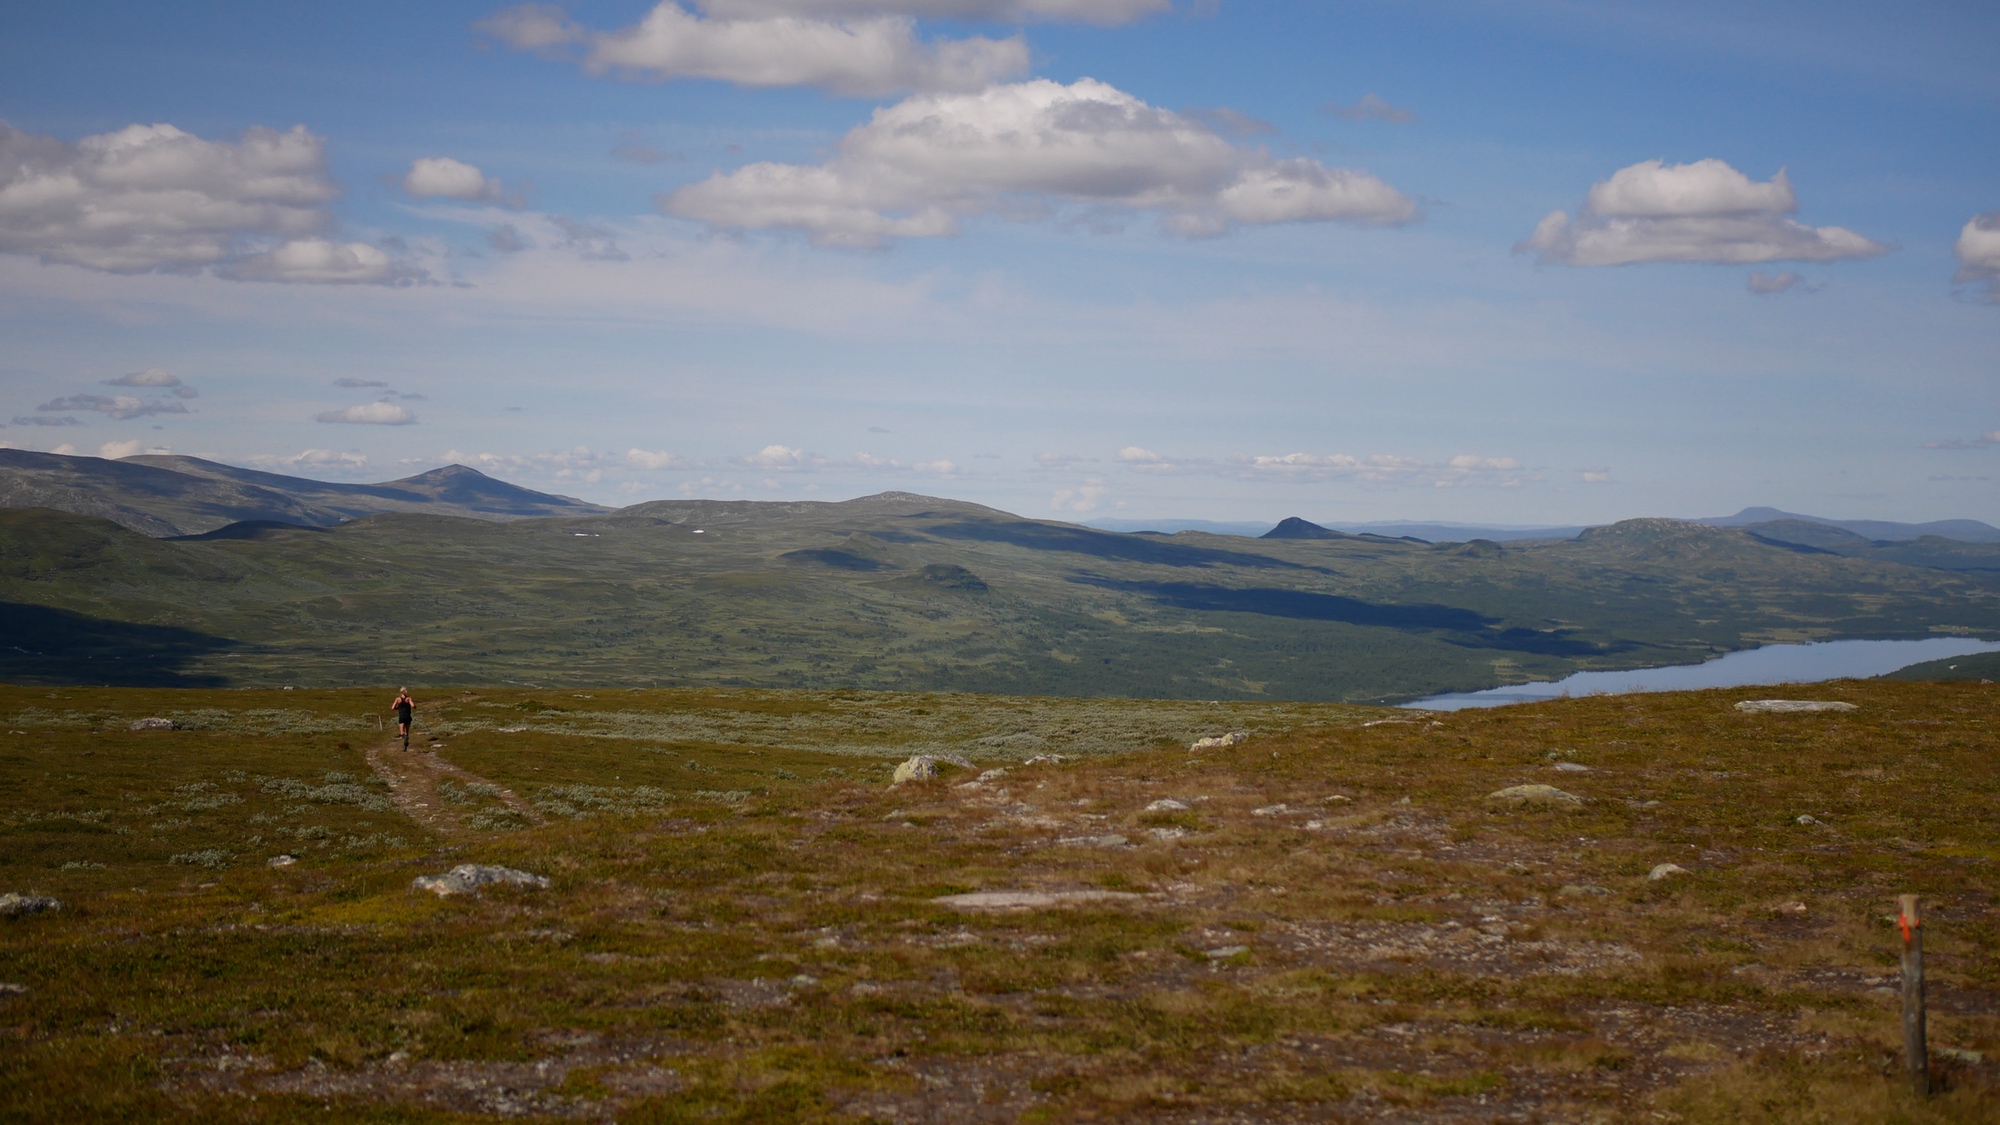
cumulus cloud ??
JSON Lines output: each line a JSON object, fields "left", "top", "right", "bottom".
{"left": 479, "top": 2, "right": 1027, "bottom": 96}
{"left": 1956, "top": 211, "right": 2000, "bottom": 299}
{"left": 99, "top": 439, "right": 168, "bottom": 460}
{"left": 245, "top": 449, "right": 370, "bottom": 471}
{"left": 36, "top": 393, "right": 188, "bottom": 420}
{"left": 11, "top": 414, "right": 80, "bottom": 426}
{"left": 1236, "top": 451, "right": 1527, "bottom": 488}
{"left": 403, "top": 156, "right": 502, "bottom": 201}
{"left": 1324, "top": 94, "right": 1416, "bottom": 124}
{"left": 1746, "top": 269, "right": 1815, "bottom": 294}
{"left": 740, "top": 443, "right": 815, "bottom": 468}
{"left": 665, "top": 78, "right": 1417, "bottom": 246}
{"left": 223, "top": 238, "right": 402, "bottom": 284}
{"left": 625, "top": 447, "right": 691, "bottom": 469}
{"left": 1050, "top": 479, "right": 1105, "bottom": 511}
{"left": 697, "top": 0, "right": 1167, "bottom": 22}
{"left": 104, "top": 367, "right": 180, "bottom": 387}
{"left": 0, "top": 120, "right": 405, "bottom": 282}
{"left": 1517, "top": 158, "right": 1887, "bottom": 267}
{"left": 315, "top": 402, "right": 416, "bottom": 425}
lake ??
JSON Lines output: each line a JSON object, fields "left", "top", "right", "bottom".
{"left": 1403, "top": 637, "right": 2000, "bottom": 711}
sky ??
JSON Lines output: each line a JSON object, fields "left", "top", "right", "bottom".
{"left": 1, "top": 0, "right": 1996, "bottom": 526}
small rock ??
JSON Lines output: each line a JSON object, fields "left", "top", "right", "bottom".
{"left": 1395, "top": 796, "right": 1412, "bottom": 806}
{"left": 1772, "top": 901, "right": 1808, "bottom": 915}
{"left": 1648, "top": 863, "right": 1689, "bottom": 882}
{"left": 0, "top": 893, "right": 62, "bottom": 918}
{"left": 1251, "top": 804, "right": 1289, "bottom": 817}
{"left": 790, "top": 974, "right": 820, "bottom": 987}
{"left": 976, "top": 768, "right": 1009, "bottom": 781}
{"left": 267, "top": 854, "right": 298, "bottom": 868}
{"left": 1055, "top": 834, "right": 1129, "bottom": 849}
{"left": 1552, "top": 762, "right": 1591, "bottom": 772}
{"left": 1189, "top": 730, "right": 1250, "bottom": 752}
{"left": 1149, "top": 827, "right": 1188, "bottom": 841}
{"left": 0, "top": 982, "right": 27, "bottom": 996}
{"left": 1145, "top": 798, "right": 1189, "bottom": 812}
{"left": 1559, "top": 884, "right": 1610, "bottom": 896}
{"left": 1205, "top": 945, "right": 1249, "bottom": 960}
{"left": 1939, "top": 1048, "right": 1984, "bottom": 1065}
{"left": 1734, "top": 699, "right": 1858, "bottom": 714}
{"left": 127, "top": 717, "right": 176, "bottom": 731}
{"left": 934, "top": 890, "right": 1145, "bottom": 910}
{"left": 1795, "top": 814, "right": 1820, "bottom": 826}
{"left": 1023, "top": 754, "right": 1068, "bottom": 766}
{"left": 1324, "top": 795, "right": 1351, "bottom": 804}
{"left": 1302, "top": 820, "right": 1325, "bottom": 831}
{"left": 1487, "top": 784, "right": 1583, "bottom": 806}
{"left": 411, "top": 864, "right": 550, "bottom": 897}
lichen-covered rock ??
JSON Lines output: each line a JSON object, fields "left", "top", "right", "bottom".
{"left": 1190, "top": 730, "right": 1250, "bottom": 752}
{"left": 0, "top": 893, "right": 62, "bottom": 918}
{"left": 1145, "top": 798, "right": 1189, "bottom": 812}
{"left": 1734, "top": 699, "right": 1858, "bottom": 714}
{"left": 892, "top": 753, "right": 972, "bottom": 784}
{"left": 1648, "top": 863, "right": 1689, "bottom": 881}
{"left": 128, "top": 717, "right": 176, "bottom": 731}
{"left": 1487, "top": 784, "right": 1583, "bottom": 806}
{"left": 411, "top": 864, "right": 549, "bottom": 897}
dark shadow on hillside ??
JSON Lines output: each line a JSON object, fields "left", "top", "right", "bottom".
{"left": 922, "top": 521, "right": 1308, "bottom": 570}
{"left": 169, "top": 520, "right": 329, "bottom": 542}
{"left": 0, "top": 602, "right": 236, "bottom": 686}
{"left": 1075, "top": 577, "right": 1610, "bottom": 656}
{"left": 780, "top": 548, "right": 887, "bottom": 571}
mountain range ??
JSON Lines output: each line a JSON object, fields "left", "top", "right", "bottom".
{"left": 2, "top": 449, "right": 1997, "bottom": 701}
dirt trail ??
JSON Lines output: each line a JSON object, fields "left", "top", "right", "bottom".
{"left": 363, "top": 739, "right": 545, "bottom": 836}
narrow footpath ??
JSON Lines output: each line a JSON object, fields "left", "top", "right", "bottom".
{"left": 363, "top": 738, "right": 545, "bottom": 836}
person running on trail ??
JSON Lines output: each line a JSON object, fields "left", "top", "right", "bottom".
{"left": 392, "top": 688, "right": 415, "bottom": 750}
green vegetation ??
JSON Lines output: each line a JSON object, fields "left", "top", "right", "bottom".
{"left": 2, "top": 679, "right": 1997, "bottom": 1122}
{"left": 4, "top": 495, "right": 1999, "bottom": 701}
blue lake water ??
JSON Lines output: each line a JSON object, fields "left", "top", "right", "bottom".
{"left": 1403, "top": 637, "right": 2000, "bottom": 711}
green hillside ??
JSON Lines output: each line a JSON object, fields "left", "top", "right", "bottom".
{"left": 5, "top": 493, "right": 1999, "bottom": 702}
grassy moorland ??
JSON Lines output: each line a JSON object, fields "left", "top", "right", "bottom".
{"left": 2, "top": 679, "right": 1997, "bottom": 1123}
{"left": 5, "top": 495, "right": 2000, "bottom": 703}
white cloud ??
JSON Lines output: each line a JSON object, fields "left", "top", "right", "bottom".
{"left": 224, "top": 238, "right": 401, "bottom": 284}
{"left": 1050, "top": 478, "right": 1105, "bottom": 511}
{"left": 740, "top": 443, "right": 814, "bottom": 468}
{"left": 479, "top": 2, "right": 1027, "bottom": 96}
{"left": 99, "top": 439, "right": 167, "bottom": 459}
{"left": 664, "top": 78, "right": 1417, "bottom": 246}
{"left": 1746, "top": 269, "right": 1810, "bottom": 294}
{"left": 245, "top": 448, "right": 370, "bottom": 471}
{"left": 315, "top": 402, "right": 416, "bottom": 425}
{"left": 104, "top": 367, "right": 180, "bottom": 387}
{"left": 1956, "top": 211, "right": 2000, "bottom": 299}
{"left": 10, "top": 414, "right": 80, "bottom": 426}
{"left": 1518, "top": 158, "right": 1887, "bottom": 267}
{"left": 35, "top": 393, "right": 188, "bottom": 420}
{"left": 0, "top": 120, "right": 405, "bottom": 282}
{"left": 1230, "top": 451, "right": 1531, "bottom": 488}
{"left": 625, "top": 447, "right": 690, "bottom": 469}
{"left": 696, "top": 0, "right": 1167, "bottom": 23}
{"left": 50, "top": 443, "right": 78, "bottom": 456}
{"left": 1324, "top": 93, "right": 1416, "bottom": 124}
{"left": 404, "top": 156, "right": 501, "bottom": 201}
{"left": 914, "top": 458, "right": 957, "bottom": 474}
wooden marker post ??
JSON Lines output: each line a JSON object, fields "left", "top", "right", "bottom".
{"left": 1898, "top": 893, "right": 1928, "bottom": 1098}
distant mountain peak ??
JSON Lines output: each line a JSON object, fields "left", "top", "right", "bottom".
{"left": 1261, "top": 516, "right": 1346, "bottom": 540}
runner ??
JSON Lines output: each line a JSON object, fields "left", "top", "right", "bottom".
{"left": 392, "top": 687, "right": 415, "bottom": 750}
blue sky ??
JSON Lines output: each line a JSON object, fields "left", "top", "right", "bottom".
{"left": 2, "top": 0, "right": 1996, "bottom": 525}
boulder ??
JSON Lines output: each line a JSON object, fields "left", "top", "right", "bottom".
{"left": 1647, "top": 863, "right": 1689, "bottom": 882}
{"left": 1190, "top": 731, "right": 1250, "bottom": 752}
{"left": 267, "top": 854, "right": 299, "bottom": 868}
{"left": 128, "top": 717, "right": 176, "bottom": 731}
{"left": 1055, "top": 834, "right": 1130, "bottom": 849}
{"left": 1145, "top": 799, "right": 1190, "bottom": 812}
{"left": 891, "top": 756, "right": 937, "bottom": 784}
{"left": 411, "top": 864, "right": 549, "bottom": 897}
{"left": 1734, "top": 700, "right": 1858, "bottom": 714}
{"left": 1552, "top": 762, "right": 1591, "bottom": 772}
{"left": 1023, "top": 753, "right": 1068, "bottom": 766}
{"left": 0, "top": 893, "right": 62, "bottom": 918}
{"left": 933, "top": 889, "right": 1145, "bottom": 910}
{"left": 1486, "top": 784, "right": 1583, "bottom": 806}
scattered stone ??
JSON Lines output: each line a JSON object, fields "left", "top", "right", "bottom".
{"left": 976, "top": 768, "right": 1009, "bottom": 781}
{"left": 933, "top": 890, "right": 1146, "bottom": 910}
{"left": 1559, "top": 884, "right": 1610, "bottom": 896}
{"left": 1795, "top": 814, "right": 1821, "bottom": 826}
{"left": 1189, "top": 730, "right": 1250, "bottom": 751}
{"left": 1553, "top": 762, "right": 1591, "bottom": 772}
{"left": 267, "top": 854, "right": 299, "bottom": 868}
{"left": 1023, "top": 754, "right": 1068, "bottom": 766}
{"left": 1145, "top": 798, "right": 1189, "bottom": 812}
{"left": 1395, "top": 796, "right": 1412, "bottom": 806}
{"left": 1772, "top": 901, "right": 1808, "bottom": 915}
{"left": 891, "top": 757, "right": 936, "bottom": 784}
{"left": 1323, "top": 795, "right": 1351, "bottom": 804}
{"left": 1251, "top": 804, "right": 1289, "bottom": 816}
{"left": 0, "top": 893, "right": 62, "bottom": 918}
{"left": 1487, "top": 785, "right": 1583, "bottom": 806}
{"left": 1648, "top": 863, "right": 1689, "bottom": 882}
{"left": 790, "top": 974, "right": 820, "bottom": 987}
{"left": 1149, "top": 827, "right": 1188, "bottom": 841}
{"left": 1055, "top": 834, "right": 1129, "bottom": 849}
{"left": 1302, "top": 819, "right": 1326, "bottom": 831}
{"left": 0, "top": 982, "right": 26, "bottom": 996}
{"left": 1939, "top": 1048, "right": 1985, "bottom": 1065}
{"left": 411, "top": 864, "right": 550, "bottom": 897}
{"left": 1734, "top": 699, "right": 1858, "bottom": 714}
{"left": 127, "top": 717, "right": 176, "bottom": 731}
{"left": 1205, "top": 945, "right": 1250, "bottom": 960}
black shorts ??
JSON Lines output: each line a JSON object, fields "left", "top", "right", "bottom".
{"left": 395, "top": 710, "right": 412, "bottom": 724}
